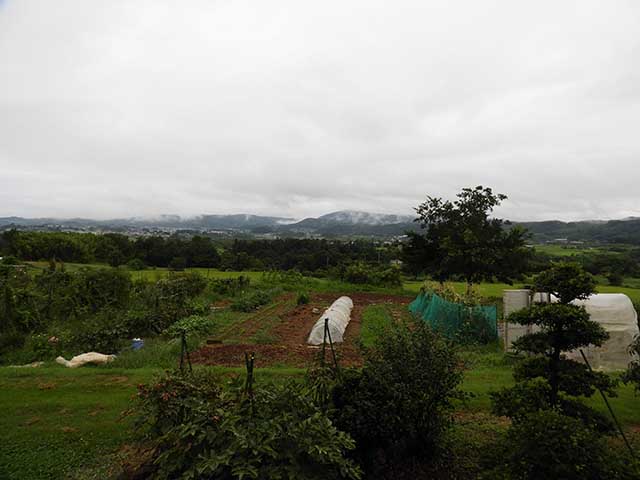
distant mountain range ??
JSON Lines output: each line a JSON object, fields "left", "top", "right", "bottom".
{"left": 2, "top": 211, "right": 640, "bottom": 243}
{"left": 0, "top": 210, "right": 416, "bottom": 237}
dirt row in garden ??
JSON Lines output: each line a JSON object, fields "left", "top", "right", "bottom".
{"left": 191, "top": 292, "right": 413, "bottom": 368}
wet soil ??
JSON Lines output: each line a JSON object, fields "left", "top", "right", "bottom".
{"left": 191, "top": 292, "right": 412, "bottom": 368}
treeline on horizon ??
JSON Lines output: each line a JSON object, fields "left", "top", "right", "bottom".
{"left": 0, "top": 230, "right": 399, "bottom": 274}
{"left": 3, "top": 230, "right": 640, "bottom": 282}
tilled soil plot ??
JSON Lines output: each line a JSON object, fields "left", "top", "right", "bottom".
{"left": 191, "top": 292, "right": 413, "bottom": 368}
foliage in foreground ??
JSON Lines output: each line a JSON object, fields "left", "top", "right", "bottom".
{"left": 485, "top": 410, "right": 640, "bottom": 480}
{"left": 623, "top": 334, "right": 640, "bottom": 392}
{"left": 331, "top": 320, "right": 464, "bottom": 475}
{"left": 134, "top": 369, "right": 362, "bottom": 480}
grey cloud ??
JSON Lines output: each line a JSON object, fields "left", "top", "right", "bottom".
{"left": 1, "top": 0, "right": 639, "bottom": 221}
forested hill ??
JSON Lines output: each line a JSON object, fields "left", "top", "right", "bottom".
{"left": 514, "top": 218, "right": 640, "bottom": 244}
{"left": 3, "top": 212, "right": 640, "bottom": 243}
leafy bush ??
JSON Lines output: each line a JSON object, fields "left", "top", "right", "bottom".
{"left": 70, "top": 309, "right": 130, "bottom": 353}
{"left": 168, "top": 256, "right": 187, "bottom": 271}
{"left": 23, "top": 333, "right": 65, "bottom": 359}
{"left": 163, "top": 315, "right": 215, "bottom": 338}
{"left": 127, "top": 258, "right": 147, "bottom": 271}
{"left": 160, "top": 272, "right": 207, "bottom": 298}
{"left": 331, "top": 320, "right": 463, "bottom": 472}
{"left": 132, "top": 273, "right": 209, "bottom": 333}
{"left": 607, "top": 271, "right": 624, "bottom": 286}
{"left": 421, "top": 281, "right": 484, "bottom": 306}
{"left": 342, "top": 262, "right": 402, "bottom": 287}
{"left": 185, "top": 297, "right": 209, "bottom": 316}
{"left": 134, "top": 370, "right": 362, "bottom": 480}
{"left": 210, "top": 276, "right": 250, "bottom": 296}
{"left": 0, "top": 255, "right": 21, "bottom": 265}
{"left": 296, "top": 292, "right": 310, "bottom": 305}
{"left": 0, "top": 330, "right": 26, "bottom": 353}
{"left": 230, "top": 288, "right": 277, "bottom": 312}
{"left": 491, "top": 378, "right": 614, "bottom": 433}
{"left": 71, "top": 268, "right": 132, "bottom": 315}
{"left": 490, "top": 410, "right": 639, "bottom": 480}
{"left": 623, "top": 334, "right": 640, "bottom": 392}
{"left": 513, "top": 355, "right": 618, "bottom": 398}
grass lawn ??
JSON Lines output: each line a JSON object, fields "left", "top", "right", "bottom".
{"left": 403, "top": 279, "right": 640, "bottom": 304}
{"left": 0, "top": 366, "right": 154, "bottom": 480}
{"left": 25, "top": 261, "right": 640, "bottom": 304}
{"left": 0, "top": 364, "right": 306, "bottom": 480}
{"left": 403, "top": 280, "right": 526, "bottom": 298}
{"left": 25, "top": 261, "right": 266, "bottom": 283}
{"left": 360, "top": 305, "right": 394, "bottom": 348}
{"left": 533, "top": 244, "right": 595, "bottom": 257}
{"left": 2, "top": 347, "right": 639, "bottom": 480}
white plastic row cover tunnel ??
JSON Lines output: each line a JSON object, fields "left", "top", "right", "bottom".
{"left": 307, "top": 296, "right": 354, "bottom": 345}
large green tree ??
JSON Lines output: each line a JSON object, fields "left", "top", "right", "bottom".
{"left": 403, "top": 186, "right": 530, "bottom": 288}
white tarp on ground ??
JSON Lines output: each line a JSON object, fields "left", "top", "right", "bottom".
{"left": 307, "top": 296, "right": 353, "bottom": 345}
{"left": 503, "top": 291, "right": 639, "bottom": 370}
{"left": 55, "top": 352, "right": 116, "bottom": 368}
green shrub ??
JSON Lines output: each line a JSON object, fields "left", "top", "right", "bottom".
{"left": 331, "top": 320, "right": 463, "bottom": 472}
{"left": 342, "top": 262, "right": 402, "bottom": 287}
{"left": 491, "top": 410, "right": 639, "bottom": 480}
{"left": 623, "top": 334, "right": 640, "bottom": 392}
{"left": 137, "top": 273, "right": 209, "bottom": 333}
{"left": 0, "top": 330, "right": 26, "bottom": 352}
{"left": 607, "top": 271, "right": 624, "bottom": 286}
{"left": 72, "top": 267, "right": 132, "bottom": 315}
{"left": 0, "top": 255, "right": 20, "bottom": 265}
{"left": 70, "top": 309, "right": 130, "bottom": 353}
{"left": 127, "top": 258, "right": 147, "bottom": 271}
{"left": 296, "top": 291, "right": 310, "bottom": 305}
{"left": 134, "top": 370, "right": 362, "bottom": 480}
{"left": 230, "top": 288, "right": 277, "bottom": 312}
{"left": 513, "top": 356, "right": 618, "bottom": 398}
{"left": 163, "top": 315, "right": 215, "bottom": 338}
{"left": 210, "top": 276, "right": 250, "bottom": 296}
{"left": 491, "top": 378, "right": 614, "bottom": 433}
{"left": 168, "top": 256, "right": 187, "bottom": 271}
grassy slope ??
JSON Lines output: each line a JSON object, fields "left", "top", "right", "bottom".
{"left": 0, "top": 365, "right": 306, "bottom": 480}
{"left": 2, "top": 356, "right": 638, "bottom": 479}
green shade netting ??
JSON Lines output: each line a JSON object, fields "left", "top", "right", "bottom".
{"left": 409, "top": 291, "right": 497, "bottom": 342}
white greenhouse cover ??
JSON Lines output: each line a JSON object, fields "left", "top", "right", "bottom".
{"left": 307, "top": 296, "right": 354, "bottom": 345}
{"left": 569, "top": 294, "right": 639, "bottom": 370}
{"left": 504, "top": 292, "right": 639, "bottom": 370}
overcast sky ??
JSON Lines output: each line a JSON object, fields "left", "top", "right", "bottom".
{"left": 1, "top": 1, "right": 639, "bottom": 221}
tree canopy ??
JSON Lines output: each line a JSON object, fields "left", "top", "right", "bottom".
{"left": 403, "top": 186, "right": 530, "bottom": 286}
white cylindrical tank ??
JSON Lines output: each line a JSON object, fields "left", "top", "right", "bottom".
{"left": 307, "top": 296, "right": 354, "bottom": 345}
{"left": 503, "top": 290, "right": 532, "bottom": 348}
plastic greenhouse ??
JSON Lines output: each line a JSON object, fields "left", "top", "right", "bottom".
{"left": 307, "top": 296, "right": 353, "bottom": 345}
{"left": 503, "top": 290, "right": 639, "bottom": 370}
